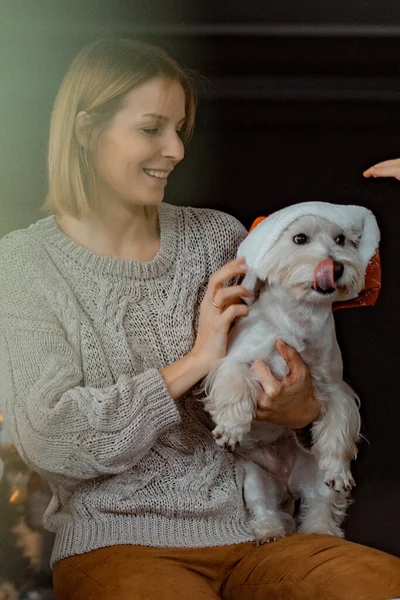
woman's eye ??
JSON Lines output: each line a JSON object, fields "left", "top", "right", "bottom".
{"left": 335, "top": 234, "right": 346, "bottom": 246}
{"left": 176, "top": 129, "right": 184, "bottom": 140}
{"left": 141, "top": 128, "right": 160, "bottom": 136}
{"left": 293, "top": 233, "right": 309, "bottom": 245}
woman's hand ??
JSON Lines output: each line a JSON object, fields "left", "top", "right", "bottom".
{"left": 252, "top": 340, "right": 320, "bottom": 429}
{"left": 161, "top": 257, "right": 252, "bottom": 399}
{"left": 189, "top": 257, "right": 252, "bottom": 377}
{"left": 363, "top": 158, "right": 400, "bottom": 180}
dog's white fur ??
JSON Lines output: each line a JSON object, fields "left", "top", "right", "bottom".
{"left": 204, "top": 214, "right": 366, "bottom": 543}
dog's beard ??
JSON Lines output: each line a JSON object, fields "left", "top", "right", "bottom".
{"left": 259, "top": 216, "right": 365, "bottom": 304}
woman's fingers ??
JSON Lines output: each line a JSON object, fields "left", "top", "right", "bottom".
{"left": 251, "top": 360, "right": 281, "bottom": 401}
{"left": 363, "top": 158, "right": 400, "bottom": 180}
{"left": 191, "top": 258, "right": 251, "bottom": 374}
{"left": 213, "top": 284, "right": 253, "bottom": 310}
{"left": 274, "top": 339, "right": 308, "bottom": 384}
{"left": 251, "top": 341, "right": 320, "bottom": 427}
{"left": 220, "top": 303, "right": 249, "bottom": 328}
{"left": 252, "top": 341, "right": 307, "bottom": 399}
{"left": 205, "top": 258, "right": 247, "bottom": 301}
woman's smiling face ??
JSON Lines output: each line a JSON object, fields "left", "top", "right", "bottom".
{"left": 92, "top": 76, "right": 186, "bottom": 211}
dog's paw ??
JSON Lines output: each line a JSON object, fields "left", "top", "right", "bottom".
{"left": 250, "top": 510, "right": 295, "bottom": 546}
{"left": 324, "top": 468, "right": 355, "bottom": 496}
{"left": 212, "top": 424, "right": 246, "bottom": 450}
{"left": 253, "top": 525, "right": 286, "bottom": 546}
{"left": 251, "top": 518, "right": 288, "bottom": 546}
{"left": 255, "top": 534, "right": 283, "bottom": 546}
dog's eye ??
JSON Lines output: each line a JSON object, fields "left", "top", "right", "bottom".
{"left": 293, "top": 234, "right": 309, "bottom": 245}
{"left": 335, "top": 234, "right": 346, "bottom": 246}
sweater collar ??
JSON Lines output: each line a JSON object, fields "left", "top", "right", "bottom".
{"left": 33, "top": 202, "right": 179, "bottom": 279}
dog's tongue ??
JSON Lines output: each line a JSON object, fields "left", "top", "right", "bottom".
{"left": 314, "top": 259, "right": 336, "bottom": 291}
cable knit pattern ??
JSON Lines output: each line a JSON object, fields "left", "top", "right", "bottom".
{"left": 0, "top": 202, "right": 255, "bottom": 567}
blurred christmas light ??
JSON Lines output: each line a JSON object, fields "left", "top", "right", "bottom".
{"left": 9, "top": 489, "right": 20, "bottom": 504}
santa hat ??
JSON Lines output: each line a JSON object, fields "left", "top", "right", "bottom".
{"left": 237, "top": 201, "right": 381, "bottom": 305}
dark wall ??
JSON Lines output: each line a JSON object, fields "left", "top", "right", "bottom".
{"left": 1, "top": 1, "right": 400, "bottom": 556}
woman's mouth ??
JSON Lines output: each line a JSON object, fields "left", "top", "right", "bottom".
{"left": 143, "top": 168, "right": 170, "bottom": 180}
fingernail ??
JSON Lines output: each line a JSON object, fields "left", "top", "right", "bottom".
{"left": 277, "top": 339, "right": 287, "bottom": 346}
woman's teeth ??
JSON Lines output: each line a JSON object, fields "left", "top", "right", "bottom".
{"left": 143, "top": 169, "right": 169, "bottom": 179}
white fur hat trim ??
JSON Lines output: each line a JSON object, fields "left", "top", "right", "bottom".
{"left": 237, "top": 201, "right": 380, "bottom": 279}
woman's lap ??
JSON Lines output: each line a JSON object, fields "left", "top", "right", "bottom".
{"left": 53, "top": 535, "right": 400, "bottom": 600}
{"left": 53, "top": 544, "right": 223, "bottom": 600}
{"left": 223, "top": 534, "right": 400, "bottom": 600}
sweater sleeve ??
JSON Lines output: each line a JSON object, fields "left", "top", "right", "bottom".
{"left": 0, "top": 235, "right": 181, "bottom": 485}
{"left": 0, "top": 328, "right": 181, "bottom": 484}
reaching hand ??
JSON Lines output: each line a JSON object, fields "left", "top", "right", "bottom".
{"left": 363, "top": 158, "right": 400, "bottom": 181}
{"left": 161, "top": 257, "right": 252, "bottom": 399}
{"left": 190, "top": 258, "right": 253, "bottom": 376}
{"left": 252, "top": 340, "right": 321, "bottom": 429}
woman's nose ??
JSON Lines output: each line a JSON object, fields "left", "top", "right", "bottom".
{"left": 161, "top": 130, "right": 185, "bottom": 162}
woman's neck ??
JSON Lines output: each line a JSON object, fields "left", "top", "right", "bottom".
{"left": 56, "top": 204, "right": 161, "bottom": 262}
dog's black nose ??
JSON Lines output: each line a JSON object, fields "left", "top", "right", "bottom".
{"left": 333, "top": 261, "right": 344, "bottom": 281}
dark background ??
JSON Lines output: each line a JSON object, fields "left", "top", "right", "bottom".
{"left": 1, "top": 0, "right": 399, "bottom": 557}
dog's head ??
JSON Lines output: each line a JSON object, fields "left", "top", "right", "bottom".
{"left": 243, "top": 215, "right": 365, "bottom": 304}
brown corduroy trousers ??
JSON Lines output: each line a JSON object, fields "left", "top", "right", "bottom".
{"left": 53, "top": 534, "right": 400, "bottom": 600}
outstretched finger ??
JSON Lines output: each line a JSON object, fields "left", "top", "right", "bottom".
{"left": 363, "top": 159, "right": 400, "bottom": 180}
{"left": 366, "top": 158, "right": 400, "bottom": 169}
{"left": 363, "top": 166, "right": 400, "bottom": 179}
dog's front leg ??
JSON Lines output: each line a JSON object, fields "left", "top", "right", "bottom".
{"left": 311, "top": 381, "right": 360, "bottom": 495}
{"left": 204, "top": 359, "right": 259, "bottom": 450}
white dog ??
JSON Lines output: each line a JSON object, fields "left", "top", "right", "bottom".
{"left": 204, "top": 202, "right": 380, "bottom": 543}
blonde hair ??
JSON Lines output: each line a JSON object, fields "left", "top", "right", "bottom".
{"left": 42, "top": 38, "right": 197, "bottom": 218}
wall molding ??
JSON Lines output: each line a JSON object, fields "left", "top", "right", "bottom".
{"left": 7, "top": 20, "right": 400, "bottom": 38}
{"left": 209, "top": 75, "right": 400, "bottom": 102}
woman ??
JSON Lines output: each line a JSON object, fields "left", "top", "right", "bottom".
{"left": 0, "top": 38, "right": 398, "bottom": 600}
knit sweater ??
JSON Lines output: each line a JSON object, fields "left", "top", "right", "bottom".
{"left": 0, "top": 202, "right": 257, "bottom": 567}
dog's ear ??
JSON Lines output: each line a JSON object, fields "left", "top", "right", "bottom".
{"left": 254, "top": 258, "right": 272, "bottom": 283}
{"left": 237, "top": 237, "right": 273, "bottom": 285}
{"left": 241, "top": 269, "right": 265, "bottom": 305}
{"left": 347, "top": 229, "right": 362, "bottom": 249}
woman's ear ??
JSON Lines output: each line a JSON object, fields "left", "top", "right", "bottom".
{"left": 74, "top": 111, "right": 92, "bottom": 148}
